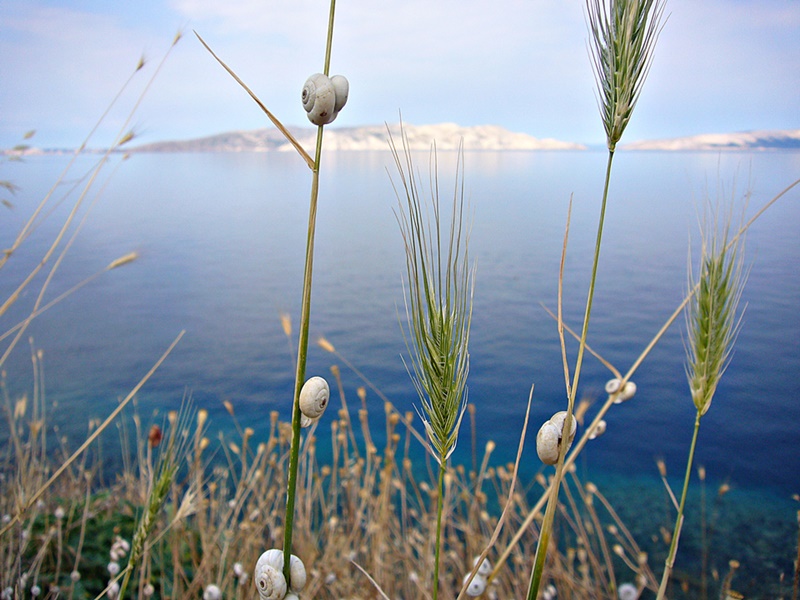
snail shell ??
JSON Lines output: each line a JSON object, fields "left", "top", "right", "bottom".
{"left": 472, "top": 556, "right": 492, "bottom": 578}
{"left": 255, "top": 549, "right": 307, "bottom": 596}
{"left": 463, "top": 573, "right": 488, "bottom": 597}
{"left": 614, "top": 381, "right": 637, "bottom": 404}
{"left": 536, "top": 411, "right": 577, "bottom": 466}
{"left": 588, "top": 419, "right": 607, "bottom": 440}
{"left": 254, "top": 560, "right": 287, "bottom": 600}
{"left": 605, "top": 378, "right": 622, "bottom": 394}
{"left": 330, "top": 74, "right": 349, "bottom": 113}
{"left": 617, "top": 582, "right": 639, "bottom": 600}
{"left": 203, "top": 585, "right": 222, "bottom": 600}
{"left": 606, "top": 378, "right": 637, "bottom": 403}
{"left": 302, "top": 73, "right": 349, "bottom": 126}
{"left": 299, "top": 376, "right": 330, "bottom": 419}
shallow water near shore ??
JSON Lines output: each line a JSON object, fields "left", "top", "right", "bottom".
{"left": 1, "top": 148, "right": 798, "bottom": 594}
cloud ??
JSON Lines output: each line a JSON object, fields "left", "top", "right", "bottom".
{"left": 2, "top": 0, "right": 798, "bottom": 147}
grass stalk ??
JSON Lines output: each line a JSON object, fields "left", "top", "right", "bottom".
{"left": 433, "top": 459, "right": 446, "bottom": 598}
{"left": 656, "top": 195, "right": 748, "bottom": 598}
{"left": 656, "top": 411, "right": 701, "bottom": 598}
{"left": 283, "top": 0, "right": 339, "bottom": 587}
{"left": 527, "top": 149, "right": 614, "bottom": 599}
{"left": 527, "top": 2, "right": 664, "bottom": 594}
{"left": 391, "top": 127, "right": 474, "bottom": 599}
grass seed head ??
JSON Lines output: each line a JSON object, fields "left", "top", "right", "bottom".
{"left": 587, "top": 0, "right": 667, "bottom": 151}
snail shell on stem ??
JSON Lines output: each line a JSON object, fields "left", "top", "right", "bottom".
{"left": 536, "top": 410, "right": 577, "bottom": 466}
{"left": 301, "top": 73, "right": 349, "bottom": 126}
{"left": 254, "top": 549, "right": 307, "bottom": 597}
{"left": 605, "top": 378, "right": 637, "bottom": 403}
{"left": 472, "top": 556, "right": 492, "bottom": 578}
{"left": 605, "top": 378, "right": 622, "bottom": 394}
{"left": 588, "top": 419, "right": 607, "bottom": 440}
{"left": 253, "top": 562, "right": 286, "bottom": 600}
{"left": 463, "top": 573, "right": 488, "bottom": 597}
{"left": 330, "top": 75, "right": 349, "bottom": 113}
{"left": 299, "top": 376, "right": 330, "bottom": 419}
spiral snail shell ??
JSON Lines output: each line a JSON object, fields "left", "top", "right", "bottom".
{"left": 463, "top": 572, "right": 487, "bottom": 597}
{"left": 302, "top": 73, "right": 349, "bottom": 126}
{"left": 203, "top": 585, "right": 222, "bottom": 600}
{"left": 472, "top": 555, "right": 492, "bottom": 578}
{"left": 588, "top": 419, "right": 607, "bottom": 440}
{"left": 617, "top": 582, "right": 639, "bottom": 600}
{"left": 606, "top": 378, "right": 637, "bottom": 403}
{"left": 254, "top": 549, "right": 307, "bottom": 599}
{"left": 299, "top": 376, "right": 330, "bottom": 420}
{"left": 536, "top": 410, "right": 577, "bottom": 466}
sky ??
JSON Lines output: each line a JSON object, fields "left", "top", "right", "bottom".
{"left": 1, "top": 0, "right": 798, "bottom": 149}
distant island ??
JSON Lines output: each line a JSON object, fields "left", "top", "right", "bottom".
{"left": 4, "top": 126, "right": 799, "bottom": 155}
{"left": 128, "top": 123, "right": 586, "bottom": 153}
{"left": 620, "top": 129, "right": 800, "bottom": 151}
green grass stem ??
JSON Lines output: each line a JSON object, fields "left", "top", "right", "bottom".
{"left": 527, "top": 149, "right": 614, "bottom": 599}
{"left": 283, "top": 0, "right": 339, "bottom": 587}
{"left": 656, "top": 410, "right": 701, "bottom": 599}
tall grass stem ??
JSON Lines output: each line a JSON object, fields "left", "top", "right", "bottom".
{"left": 656, "top": 411, "right": 701, "bottom": 598}
{"left": 526, "top": 149, "right": 615, "bottom": 599}
{"left": 283, "top": 0, "right": 338, "bottom": 587}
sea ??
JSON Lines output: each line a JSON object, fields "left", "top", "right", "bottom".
{"left": 1, "top": 148, "right": 799, "bottom": 595}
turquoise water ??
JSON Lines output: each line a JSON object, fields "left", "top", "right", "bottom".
{"left": 1, "top": 149, "right": 798, "bottom": 595}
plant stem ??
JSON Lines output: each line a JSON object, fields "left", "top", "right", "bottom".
{"left": 433, "top": 458, "right": 446, "bottom": 600}
{"left": 526, "top": 149, "right": 615, "bottom": 599}
{"left": 282, "top": 0, "right": 337, "bottom": 586}
{"left": 657, "top": 410, "right": 702, "bottom": 599}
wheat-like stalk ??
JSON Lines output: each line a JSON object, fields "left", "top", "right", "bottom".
{"left": 390, "top": 125, "right": 474, "bottom": 599}
{"left": 587, "top": 0, "right": 666, "bottom": 151}
{"left": 656, "top": 200, "right": 748, "bottom": 598}
{"left": 685, "top": 207, "right": 747, "bottom": 416}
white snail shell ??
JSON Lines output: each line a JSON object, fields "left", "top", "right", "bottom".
{"left": 463, "top": 573, "right": 488, "bottom": 597}
{"left": 299, "top": 376, "right": 330, "bottom": 419}
{"left": 606, "top": 378, "right": 637, "bottom": 403}
{"left": 618, "top": 582, "right": 639, "bottom": 600}
{"left": 588, "top": 419, "right": 607, "bottom": 440}
{"left": 536, "top": 411, "right": 577, "bottom": 466}
{"left": 255, "top": 549, "right": 307, "bottom": 597}
{"left": 605, "top": 378, "right": 622, "bottom": 394}
{"left": 300, "top": 414, "right": 315, "bottom": 429}
{"left": 472, "top": 556, "right": 492, "bottom": 578}
{"left": 300, "top": 377, "right": 331, "bottom": 419}
{"left": 203, "top": 585, "right": 222, "bottom": 600}
{"left": 254, "top": 561, "right": 287, "bottom": 600}
{"left": 330, "top": 75, "right": 349, "bottom": 113}
{"left": 302, "top": 73, "right": 349, "bottom": 126}
{"left": 614, "top": 381, "right": 637, "bottom": 404}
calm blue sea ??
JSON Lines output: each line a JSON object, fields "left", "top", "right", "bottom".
{"left": 2, "top": 149, "right": 799, "bottom": 592}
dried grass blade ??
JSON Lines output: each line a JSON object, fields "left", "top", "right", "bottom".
{"left": 458, "top": 384, "right": 534, "bottom": 599}
{"left": 194, "top": 31, "right": 314, "bottom": 170}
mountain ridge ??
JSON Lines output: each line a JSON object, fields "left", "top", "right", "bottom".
{"left": 620, "top": 129, "right": 800, "bottom": 151}
{"left": 128, "top": 123, "right": 586, "bottom": 153}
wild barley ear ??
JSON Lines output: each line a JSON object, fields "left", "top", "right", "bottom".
{"left": 587, "top": 0, "right": 667, "bottom": 151}
{"left": 685, "top": 202, "right": 748, "bottom": 416}
{"left": 389, "top": 124, "right": 475, "bottom": 466}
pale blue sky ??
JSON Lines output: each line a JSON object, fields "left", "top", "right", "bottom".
{"left": 1, "top": 0, "right": 798, "bottom": 148}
